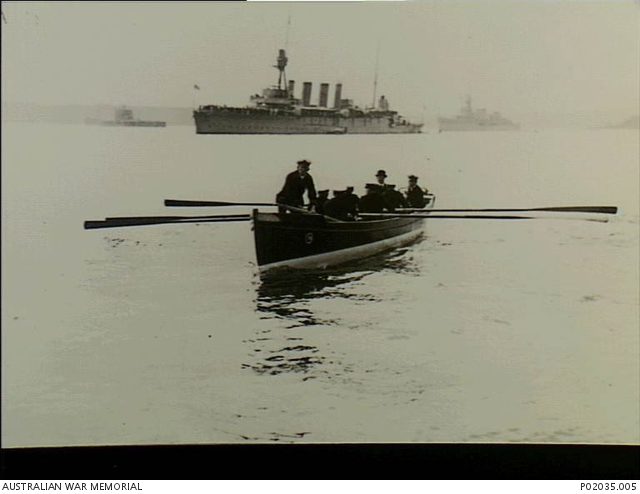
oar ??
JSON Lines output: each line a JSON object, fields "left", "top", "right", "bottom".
{"left": 164, "top": 199, "right": 311, "bottom": 215}
{"left": 360, "top": 213, "right": 530, "bottom": 220}
{"left": 105, "top": 213, "right": 249, "bottom": 221}
{"left": 396, "top": 206, "right": 618, "bottom": 215}
{"left": 164, "top": 199, "right": 275, "bottom": 208}
{"left": 358, "top": 213, "right": 609, "bottom": 222}
{"left": 84, "top": 214, "right": 251, "bottom": 230}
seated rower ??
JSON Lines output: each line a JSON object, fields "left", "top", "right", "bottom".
{"left": 324, "top": 189, "right": 356, "bottom": 221}
{"left": 405, "top": 174, "right": 428, "bottom": 209}
{"left": 381, "top": 184, "right": 408, "bottom": 212}
{"left": 344, "top": 186, "right": 359, "bottom": 218}
{"left": 357, "top": 183, "right": 386, "bottom": 214}
{"left": 315, "top": 190, "right": 330, "bottom": 215}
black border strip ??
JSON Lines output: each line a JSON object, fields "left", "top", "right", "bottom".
{"left": 2, "top": 443, "right": 639, "bottom": 479}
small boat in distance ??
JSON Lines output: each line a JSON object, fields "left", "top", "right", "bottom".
{"left": 438, "top": 96, "right": 519, "bottom": 132}
{"left": 253, "top": 195, "right": 436, "bottom": 271}
{"left": 193, "top": 49, "right": 423, "bottom": 135}
{"left": 85, "top": 106, "right": 166, "bottom": 127}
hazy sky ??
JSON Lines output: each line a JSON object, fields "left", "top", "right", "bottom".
{"left": 2, "top": 1, "right": 638, "bottom": 120}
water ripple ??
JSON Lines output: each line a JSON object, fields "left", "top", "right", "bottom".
{"left": 242, "top": 243, "right": 424, "bottom": 378}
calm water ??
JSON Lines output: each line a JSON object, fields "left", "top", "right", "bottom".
{"left": 2, "top": 122, "right": 638, "bottom": 446}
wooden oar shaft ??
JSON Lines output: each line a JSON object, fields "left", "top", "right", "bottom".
{"left": 84, "top": 215, "right": 251, "bottom": 230}
{"left": 358, "top": 213, "right": 609, "bottom": 222}
{"left": 164, "top": 199, "right": 275, "bottom": 207}
{"left": 105, "top": 214, "right": 249, "bottom": 221}
{"left": 164, "top": 199, "right": 310, "bottom": 214}
{"left": 397, "top": 206, "right": 617, "bottom": 215}
{"left": 359, "top": 213, "right": 532, "bottom": 220}
{"left": 165, "top": 200, "right": 617, "bottom": 215}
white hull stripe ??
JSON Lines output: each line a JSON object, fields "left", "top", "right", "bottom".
{"left": 258, "top": 228, "right": 423, "bottom": 272}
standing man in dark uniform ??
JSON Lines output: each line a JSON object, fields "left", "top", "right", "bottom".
{"left": 375, "top": 170, "right": 388, "bottom": 187}
{"left": 275, "top": 159, "right": 317, "bottom": 213}
{"left": 405, "top": 175, "right": 428, "bottom": 209}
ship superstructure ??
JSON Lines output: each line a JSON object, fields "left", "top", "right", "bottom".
{"left": 193, "top": 49, "right": 422, "bottom": 134}
{"left": 438, "top": 96, "right": 519, "bottom": 132}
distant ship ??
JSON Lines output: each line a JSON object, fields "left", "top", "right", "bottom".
{"left": 438, "top": 96, "right": 519, "bottom": 132}
{"left": 193, "top": 49, "right": 423, "bottom": 135}
{"left": 85, "top": 107, "right": 166, "bottom": 127}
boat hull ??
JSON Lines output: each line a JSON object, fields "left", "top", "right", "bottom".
{"left": 253, "top": 211, "right": 425, "bottom": 271}
{"left": 194, "top": 109, "right": 422, "bottom": 134}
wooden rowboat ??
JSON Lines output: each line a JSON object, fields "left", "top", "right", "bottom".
{"left": 84, "top": 196, "right": 616, "bottom": 273}
{"left": 253, "top": 195, "right": 435, "bottom": 271}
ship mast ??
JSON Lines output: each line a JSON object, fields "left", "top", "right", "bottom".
{"left": 284, "top": 14, "right": 291, "bottom": 51}
{"left": 371, "top": 43, "right": 380, "bottom": 109}
{"left": 275, "top": 49, "right": 288, "bottom": 91}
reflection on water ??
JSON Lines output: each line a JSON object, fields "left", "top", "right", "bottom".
{"left": 256, "top": 241, "right": 424, "bottom": 322}
{"left": 242, "top": 241, "right": 424, "bottom": 378}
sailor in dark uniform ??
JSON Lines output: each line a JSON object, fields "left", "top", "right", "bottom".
{"left": 344, "top": 186, "right": 359, "bottom": 218}
{"left": 381, "top": 184, "right": 408, "bottom": 212}
{"left": 323, "top": 189, "right": 357, "bottom": 221}
{"left": 315, "top": 190, "right": 330, "bottom": 215}
{"left": 405, "top": 175, "right": 428, "bottom": 209}
{"left": 275, "top": 159, "right": 317, "bottom": 213}
{"left": 323, "top": 190, "right": 350, "bottom": 220}
{"left": 357, "top": 184, "right": 386, "bottom": 214}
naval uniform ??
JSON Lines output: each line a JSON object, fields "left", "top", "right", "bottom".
{"left": 358, "top": 193, "right": 386, "bottom": 213}
{"left": 382, "top": 188, "right": 408, "bottom": 212}
{"left": 406, "top": 185, "right": 427, "bottom": 208}
{"left": 276, "top": 171, "right": 317, "bottom": 210}
{"left": 324, "top": 193, "right": 358, "bottom": 221}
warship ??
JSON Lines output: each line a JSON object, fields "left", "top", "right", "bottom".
{"left": 438, "top": 96, "right": 519, "bottom": 132}
{"left": 85, "top": 107, "right": 166, "bottom": 127}
{"left": 193, "top": 49, "right": 422, "bottom": 135}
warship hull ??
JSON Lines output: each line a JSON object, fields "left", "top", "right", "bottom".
{"left": 438, "top": 97, "right": 519, "bottom": 132}
{"left": 438, "top": 118, "right": 519, "bottom": 132}
{"left": 194, "top": 108, "right": 422, "bottom": 134}
{"left": 85, "top": 119, "right": 166, "bottom": 127}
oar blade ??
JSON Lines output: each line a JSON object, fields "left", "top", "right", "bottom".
{"left": 534, "top": 206, "right": 618, "bottom": 215}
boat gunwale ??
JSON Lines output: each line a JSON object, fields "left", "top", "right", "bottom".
{"left": 253, "top": 214, "right": 424, "bottom": 233}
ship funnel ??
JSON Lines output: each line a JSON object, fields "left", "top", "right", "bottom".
{"left": 333, "top": 83, "right": 343, "bottom": 109}
{"left": 288, "top": 80, "right": 295, "bottom": 98}
{"left": 302, "top": 82, "right": 312, "bottom": 106}
{"left": 319, "top": 83, "right": 329, "bottom": 108}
